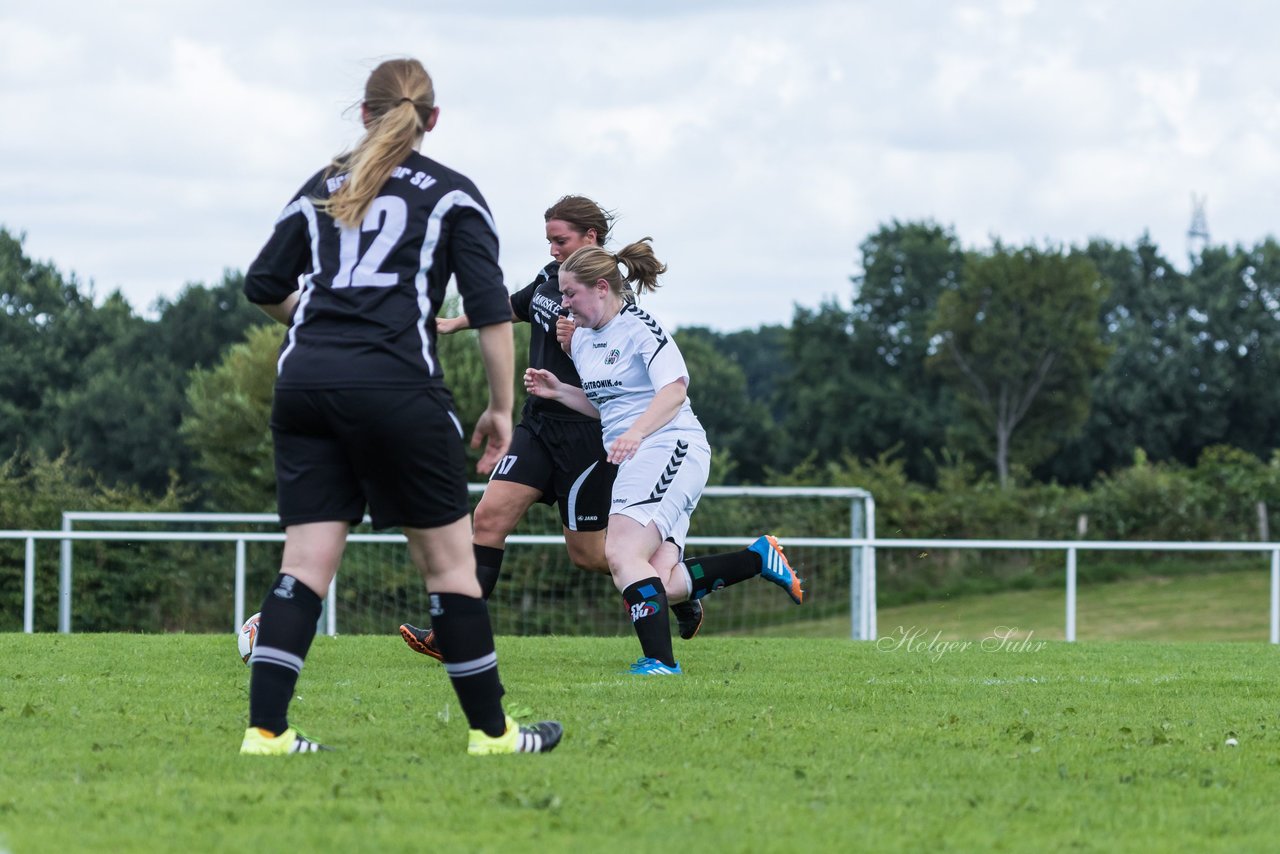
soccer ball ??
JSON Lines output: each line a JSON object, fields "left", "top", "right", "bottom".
{"left": 238, "top": 612, "right": 261, "bottom": 664}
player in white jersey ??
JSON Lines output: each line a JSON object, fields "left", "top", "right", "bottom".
{"left": 524, "top": 241, "right": 804, "bottom": 674}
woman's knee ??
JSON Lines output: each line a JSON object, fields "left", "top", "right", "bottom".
{"left": 564, "top": 531, "right": 609, "bottom": 573}
{"left": 472, "top": 498, "right": 521, "bottom": 542}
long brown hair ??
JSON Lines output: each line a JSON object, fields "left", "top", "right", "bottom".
{"left": 544, "top": 195, "right": 614, "bottom": 245}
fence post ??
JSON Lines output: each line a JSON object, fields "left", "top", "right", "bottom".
{"left": 1271, "top": 548, "right": 1279, "bottom": 645}
{"left": 864, "top": 494, "right": 877, "bottom": 641}
{"left": 59, "top": 516, "right": 72, "bottom": 634}
{"left": 1065, "top": 547, "right": 1077, "bottom": 642}
{"left": 24, "top": 537, "right": 35, "bottom": 633}
{"left": 325, "top": 576, "right": 338, "bottom": 637}
{"left": 234, "top": 539, "right": 247, "bottom": 632}
{"left": 849, "top": 497, "right": 864, "bottom": 640}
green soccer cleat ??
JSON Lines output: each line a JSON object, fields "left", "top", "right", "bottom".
{"left": 399, "top": 622, "right": 443, "bottom": 661}
{"left": 750, "top": 534, "right": 804, "bottom": 605}
{"left": 672, "top": 599, "right": 704, "bottom": 640}
{"left": 240, "top": 726, "right": 330, "bottom": 755}
{"left": 467, "top": 715, "right": 563, "bottom": 756}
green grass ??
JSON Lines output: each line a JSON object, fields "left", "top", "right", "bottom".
{"left": 3, "top": 633, "right": 1280, "bottom": 852}
{"left": 754, "top": 570, "right": 1278, "bottom": 641}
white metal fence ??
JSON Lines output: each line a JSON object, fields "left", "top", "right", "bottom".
{"left": 9, "top": 493, "right": 1278, "bottom": 642}
{"left": 4, "top": 485, "right": 877, "bottom": 638}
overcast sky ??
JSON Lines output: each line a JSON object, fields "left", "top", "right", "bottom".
{"left": 3, "top": 0, "right": 1279, "bottom": 332}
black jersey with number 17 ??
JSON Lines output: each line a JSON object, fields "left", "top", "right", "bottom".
{"left": 244, "top": 151, "right": 513, "bottom": 390}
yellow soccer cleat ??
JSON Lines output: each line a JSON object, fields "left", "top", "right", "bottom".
{"left": 240, "top": 726, "right": 330, "bottom": 755}
{"left": 467, "top": 715, "right": 563, "bottom": 756}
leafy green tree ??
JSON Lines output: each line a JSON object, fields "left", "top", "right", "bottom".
{"left": 0, "top": 229, "right": 99, "bottom": 462}
{"left": 152, "top": 271, "right": 269, "bottom": 371}
{"left": 1194, "top": 240, "right": 1280, "bottom": 460}
{"left": 682, "top": 324, "right": 791, "bottom": 425}
{"left": 776, "top": 221, "right": 964, "bottom": 481}
{"left": 0, "top": 449, "right": 186, "bottom": 632}
{"left": 776, "top": 300, "right": 861, "bottom": 469}
{"left": 182, "top": 324, "right": 281, "bottom": 510}
{"left": 1047, "top": 237, "right": 1280, "bottom": 485}
{"left": 1041, "top": 238, "right": 1201, "bottom": 481}
{"left": 675, "top": 331, "right": 778, "bottom": 483}
{"left": 182, "top": 298, "right": 533, "bottom": 509}
{"left": 928, "top": 244, "right": 1110, "bottom": 487}
{"left": 846, "top": 221, "right": 965, "bottom": 481}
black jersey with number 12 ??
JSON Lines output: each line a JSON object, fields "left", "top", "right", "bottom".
{"left": 244, "top": 151, "right": 513, "bottom": 390}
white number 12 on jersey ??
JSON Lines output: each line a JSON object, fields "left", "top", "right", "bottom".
{"left": 332, "top": 196, "right": 408, "bottom": 288}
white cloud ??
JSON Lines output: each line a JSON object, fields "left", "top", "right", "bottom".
{"left": 3, "top": 0, "right": 1280, "bottom": 328}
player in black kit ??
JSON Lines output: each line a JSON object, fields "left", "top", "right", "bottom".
{"left": 399, "top": 197, "right": 704, "bottom": 659}
{"left": 239, "top": 57, "right": 560, "bottom": 756}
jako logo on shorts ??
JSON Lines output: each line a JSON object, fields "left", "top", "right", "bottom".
{"left": 629, "top": 601, "right": 661, "bottom": 622}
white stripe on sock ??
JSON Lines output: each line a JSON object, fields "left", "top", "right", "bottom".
{"left": 443, "top": 650, "right": 498, "bottom": 678}
{"left": 250, "top": 645, "right": 304, "bottom": 673}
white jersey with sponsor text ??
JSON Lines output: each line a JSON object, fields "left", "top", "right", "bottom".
{"left": 569, "top": 303, "right": 705, "bottom": 447}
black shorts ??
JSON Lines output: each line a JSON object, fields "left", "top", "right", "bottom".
{"left": 271, "top": 387, "right": 469, "bottom": 530}
{"left": 489, "top": 415, "right": 614, "bottom": 532}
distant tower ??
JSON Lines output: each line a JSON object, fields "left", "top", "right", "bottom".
{"left": 1187, "top": 193, "right": 1209, "bottom": 260}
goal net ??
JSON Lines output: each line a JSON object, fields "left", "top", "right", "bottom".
{"left": 31, "top": 487, "right": 872, "bottom": 638}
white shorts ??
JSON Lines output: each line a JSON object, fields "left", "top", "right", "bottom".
{"left": 610, "top": 431, "right": 711, "bottom": 548}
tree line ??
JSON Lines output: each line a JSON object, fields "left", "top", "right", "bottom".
{"left": 3, "top": 219, "right": 1279, "bottom": 513}
{"left": 5, "top": 221, "right": 1280, "bottom": 630}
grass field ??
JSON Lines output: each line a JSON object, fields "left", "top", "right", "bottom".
{"left": 758, "top": 569, "right": 1279, "bottom": 641}
{"left": 3, "top": 629, "right": 1280, "bottom": 852}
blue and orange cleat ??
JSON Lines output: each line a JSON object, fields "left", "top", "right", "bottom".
{"left": 750, "top": 534, "right": 804, "bottom": 604}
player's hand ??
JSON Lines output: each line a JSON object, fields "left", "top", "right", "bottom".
{"left": 555, "top": 314, "right": 575, "bottom": 354}
{"left": 607, "top": 429, "right": 644, "bottom": 464}
{"left": 435, "top": 315, "right": 466, "bottom": 335}
{"left": 523, "top": 367, "right": 561, "bottom": 400}
{"left": 471, "top": 407, "right": 513, "bottom": 475}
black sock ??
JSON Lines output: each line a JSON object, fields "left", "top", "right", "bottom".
{"left": 622, "top": 577, "right": 675, "bottom": 667}
{"left": 474, "top": 545, "right": 505, "bottom": 600}
{"left": 685, "top": 550, "right": 761, "bottom": 599}
{"left": 430, "top": 592, "right": 507, "bottom": 737}
{"left": 249, "top": 574, "right": 323, "bottom": 735}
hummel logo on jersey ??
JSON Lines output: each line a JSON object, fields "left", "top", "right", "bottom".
{"left": 624, "top": 304, "right": 667, "bottom": 346}
{"left": 624, "top": 303, "right": 669, "bottom": 364}
{"left": 629, "top": 601, "right": 661, "bottom": 622}
{"left": 593, "top": 341, "right": 607, "bottom": 348}
{"left": 648, "top": 441, "right": 688, "bottom": 500}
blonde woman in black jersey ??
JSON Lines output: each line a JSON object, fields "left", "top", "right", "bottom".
{"left": 240, "top": 57, "right": 559, "bottom": 756}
